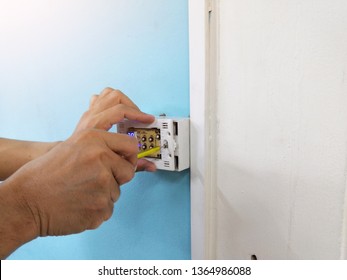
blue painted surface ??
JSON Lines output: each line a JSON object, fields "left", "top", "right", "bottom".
{"left": 0, "top": 0, "right": 190, "bottom": 259}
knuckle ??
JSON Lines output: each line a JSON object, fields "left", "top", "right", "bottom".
{"left": 122, "top": 174, "right": 133, "bottom": 184}
{"left": 118, "top": 166, "right": 135, "bottom": 185}
{"left": 82, "top": 146, "right": 104, "bottom": 164}
{"left": 101, "top": 87, "right": 114, "bottom": 94}
{"left": 87, "top": 200, "right": 114, "bottom": 228}
{"left": 100, "top": 88, "right": 125, "bottom": 105}
{"left": 104, "top": 204, "right": 114, "bottom": 221}
{"left": 97, "top": 147, "right": 110, "bottom": 161}
{"left": 90, "top": 94, "right": 99, "bottom": 105}
{"left": 111, "top": 185, "right": 121, "bottom": 202}
{"left": 95, "top": 196, "right": 109, "bottom": 209}
{"left": 97, "top": 170, "right": 113, "bottom": 187}
{"left": 125, "top": 171, "right": 135, "bottom": 183}
{"left": 112, "top": 193, "right": 120, "bottom": 203}
{"left": 88, "top": 218, "right": 103, "bottom": 230}
{"left": 113, "top": 89, "right": 123, "bottom": 97}
{"left": 109, "top": 90, "right": 124, "bottom": 103}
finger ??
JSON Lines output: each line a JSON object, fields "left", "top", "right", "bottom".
{"left": 90, "top": 94, "right": 99, "bottom": 107}
{"left": 92, "top": 87, "right": 140, "bottom": 113}
{"left": 104, "top": 200, "right": 115, "bottom": 221}
{"left": 98, "top": 131, "right": 139, "bottom": 166}
{"left": 93, "top": 104, "right": 155, "bottom": 130}
{"left": 99, "top": 87, "right": 116, "bottom": 96}
{"left": 107, "top": 152, "right": 136, "bottom": 185}
{"left": 136, "top": 159, "right": 157, "bottom": 172}
{"left": 110, "top": 183, "right": 120, "bottom": 204}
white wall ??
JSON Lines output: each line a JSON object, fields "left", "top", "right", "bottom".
{"left": 206, "top": 0, "right": 347, "bottom": 259}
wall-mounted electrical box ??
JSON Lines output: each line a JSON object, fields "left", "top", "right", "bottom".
{"left": 117, "top": 117, "right": 190, "bottom": 171}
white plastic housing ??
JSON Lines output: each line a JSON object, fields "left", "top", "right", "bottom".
{"left": 117, "top": 117, "right": 190, "bottom": 171}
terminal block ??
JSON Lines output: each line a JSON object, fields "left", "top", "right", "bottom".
{"left": 117, "top": 117, "right": 190, "bottom": 171}
{"left": 127, "top": 128, "right": 161, "bottom": 158}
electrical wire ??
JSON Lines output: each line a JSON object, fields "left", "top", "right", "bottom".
{"left": 137, "top": 146, "right": 161, "bottom": 159}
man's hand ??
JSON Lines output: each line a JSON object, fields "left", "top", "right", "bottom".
{"left": 2, "top": 129, "right": 138, "bottom": 243}
{"left": 0, "top": 88, "right": 155, "bottom": 180}
{"left": 75, "top": 87, "right": 154, "bottom": 132}
{"left": 0, "top": 87, "right": 156, "bottom": 259}
{"left": 75, "top": 87, "right": 156, "bottom": 172}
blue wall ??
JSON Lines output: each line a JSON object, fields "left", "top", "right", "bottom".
{"left": 0, "top": 0, "right": 190, "bottom": 259}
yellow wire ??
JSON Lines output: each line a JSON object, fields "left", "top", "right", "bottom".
{"left": 137, "top": 146, "right": 161, "bottom": 159}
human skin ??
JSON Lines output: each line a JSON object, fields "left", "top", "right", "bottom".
{"left": 0, "top": 88, "right": 156, "bottom": 180}
{"left": 0, "top": 88, "right": 155, "bottom": 259}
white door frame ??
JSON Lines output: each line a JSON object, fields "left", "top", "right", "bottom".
{"left": 189, "top": 0, "right": 217, "bottom": 260}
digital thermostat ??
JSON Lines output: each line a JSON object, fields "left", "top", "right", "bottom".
{"left": 117, "top": 117, "right": 190, "bottom": 171}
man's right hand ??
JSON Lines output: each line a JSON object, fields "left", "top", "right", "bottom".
{"left": 13, "top": 129, "right": 138, "bottom": 236}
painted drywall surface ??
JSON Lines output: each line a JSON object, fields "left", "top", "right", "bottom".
{"left": 0, "top": 0, "right": 190, "bottom": 259}
{"left": 214, "top": 0, "right": 347, "bottom": 259}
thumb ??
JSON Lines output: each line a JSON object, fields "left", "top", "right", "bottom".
{"left": 136, "top": 159, "right": 157, "bottom": 172}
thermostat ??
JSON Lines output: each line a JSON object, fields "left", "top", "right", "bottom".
{"left": 117, "top": 117, "right": 190, "bottom": 171}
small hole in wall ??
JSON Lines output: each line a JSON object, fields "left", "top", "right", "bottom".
{"left": 251, "top": 255, "right": 257, "bottom": 260}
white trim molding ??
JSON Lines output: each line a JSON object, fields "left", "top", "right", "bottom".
{"left": 189, "top": 0, "right": 217, "bottom": 260}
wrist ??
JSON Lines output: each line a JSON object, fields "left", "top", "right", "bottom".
{"left": 0, "top": 139, "right": 62, "bottom": 181}
{"left": 0, "top": 176, "right": 38, "bottom": 259}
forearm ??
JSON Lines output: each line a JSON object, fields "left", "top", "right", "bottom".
{"left": 0, "top": 138, "right": 60, "bottom": 180}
